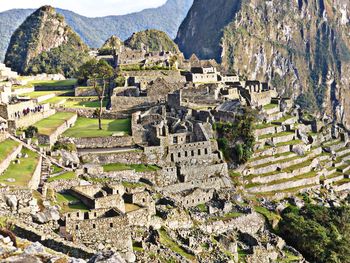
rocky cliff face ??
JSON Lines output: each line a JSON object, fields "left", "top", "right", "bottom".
{"left": 4, "top": 6, "right": 89, "bottom": 77}
{"left": 176, "top": 0, "right": 350, "bottom": 129}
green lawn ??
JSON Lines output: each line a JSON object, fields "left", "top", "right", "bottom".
{"left": 103, "top": 163, "right": 160, "bottom": 173}
{"left": 0, "top": 148, "right": 39, "bottom": 187}
{"left": 63, "top": 117, "right": 131, "bottom": 138}
{"left": 47, "top": 171, "right": 77, "bottom": 182}
{"left": 22, "top": 90, "right": 73, "bottom": 99}
{"left": 55, "top": 193, "right": 89, "bottom": 213}
{"left": 34, "top": 112, "right": 76, "bottom": 136}
{"left": 63, "top": 99, "right": 107, "bottom": 108}
{"left": 263, "top": 104, "right": 278, "bottom": 110}
{"left": 0, "top": 139, "right": 20, "bottom": 164}
{"left": 29, "top": 79, "right": 77, "bottom": 87}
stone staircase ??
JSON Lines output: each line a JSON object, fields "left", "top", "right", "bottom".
{"left": 38, "top": 158, "right": 51, "bottom": 193}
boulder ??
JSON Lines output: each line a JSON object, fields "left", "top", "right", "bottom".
{"left": 5, "top": 195, "right": 18, "bottom": 210}
{"left": 24, "top": 242, "right": 45, "bottom": 255}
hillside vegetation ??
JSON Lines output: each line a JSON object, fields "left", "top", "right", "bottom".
{"left": 4, "top": 6, "right": 89, "bottom": 77}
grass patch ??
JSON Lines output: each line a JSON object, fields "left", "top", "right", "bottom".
{"left": 254, "top": 206, "right": 281, "bottom": 228}
{"left": 63, "top": 117, "right": 131, "bottom": 138}
{"left": 34, "top": 112, "right": 76, "bottom": 136}
{"left": 22, "top": 90, "right": 73, "bottom": 98}
{"left": 208, "top": 212, "right": 243, "bottom": 222}
{"left": 0, "top": 139, "right": 20, "bottom": 163}
{"left": 263, "top": 104, "right": 279, "bottom": 110}
{"left": 29, "top": 79, "right": 77, "bottom": 87}
{"left": 0, "top": 148, "right": 39, "bottom": 187}
{"left": 103, "top": 163, "right": 160, "bottom": 173}
{"left": 55, "top": 193, "right": 88, "bottom": 213}
{"left": 159, "top": 228, "right": 195, "bottom": 261}
{"left": 47, "top": 172, "right": 77, "bottom": 182}
{"left": 51, "top": 164, "right": 63, "bottom": 174}
{"left": 63, "top": 99, "right": 107, "bottom": 108}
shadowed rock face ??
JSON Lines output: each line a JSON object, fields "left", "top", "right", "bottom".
{"left": 176, "top": 0, "right": 350, "bottom": 129}
{"left": 175, "top": 0, "right": 242, "bottom": 62}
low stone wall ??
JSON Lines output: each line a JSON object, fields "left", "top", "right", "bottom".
{"left": 74, "top": 87, "right": 98, "bottom": 97}
{"left": 69, "top": 135, "right": 133, "bottom": 149}
{"left": 34, "top": 85, "right": 75, "bottom": 91}
{"left": 248, "top": 175, "right": 320, "bottom": 193}
{"left": 199, "top": 212, "right": 265, "bottom": 235}
{"left": 0, "top": 143, "right": 22, "bottom": 175}
{"left": 13, "top": 222, "right": 96, "bottom": 259}
{"left": 254, "top": 125, "right": 283, "bottom": 138}
{"left": 44, "top": 178, "right": 80, "bottom": 193}
{"left": 251, "top": 159, "right": 317, "bottom": 184}
{"left": 28, "top": 156, "right": 42, "bottom": 190}
{"left": 94, "top": 170, "right": 157, "bottom": 184}
{"left": 13, "top": 87, "right": 35, "bottom": 95}
{"left": 334, "top": 182, "right": 350, "bottom": 192}
{"left": 38, "top": 114, "right": 77, "bottom": 146}
{"left": 180, "top": 162, "right": 228, "bottom": 182}
{"left": 161, "top": 176, "right": 232, "bottom": 193}
{"left": 80, "top": 150, "right": 145, "bottom": 165}
{"left": 34, "top": 94, "right": 56, "bottom": 103}
{"left": 253, "top": 144, "right": 291, "bottom": 158}
{"left": 249, "top": 153, "right": 296, "bottom": 167}
{"left": 8, "top": 109, "right": 56, "bottom": 131}
{"left": 55, "top": 107, "right": 130, "bottom": 119}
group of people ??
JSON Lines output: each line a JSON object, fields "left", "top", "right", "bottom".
{"left": 13, "top": 105, "right": 43, "bottom": 119}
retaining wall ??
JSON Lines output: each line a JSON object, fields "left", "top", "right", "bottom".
{"left": 0, "top": 143, "right": 22, "bottom": 175}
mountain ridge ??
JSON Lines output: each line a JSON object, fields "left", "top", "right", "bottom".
{"left": 0, "top": 0, "right": 193, "bottom": 61}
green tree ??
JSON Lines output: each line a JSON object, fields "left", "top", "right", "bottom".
{"left": 77, "top": 59, "right": 115, "bottom": 130}
{"left": 25, "top": 126, "right": 38, "bottom": 138}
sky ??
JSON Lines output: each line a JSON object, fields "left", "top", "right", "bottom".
{"left": 0, "top": 0, "right": 168, "bottom": 17}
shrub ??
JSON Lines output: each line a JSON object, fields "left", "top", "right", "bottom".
{"left": 25, "top": 126, "right": 38, "bottom": 138}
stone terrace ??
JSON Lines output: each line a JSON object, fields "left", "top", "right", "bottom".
{"left": 241, "top": 103, "right": 350, "bottom": 199}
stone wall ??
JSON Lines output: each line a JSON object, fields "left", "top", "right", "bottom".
{"left": 74, "top": 87, "right": 98, "bottom": 97}
{"left": 56, "top": 107, "right": 130, "bottom": 119}
{"left": 111, "top": 96, "right": 156, "bottom": 112}
{"left": 199, "top": 212, "right": 265, "bottom": 235}
{"left": 248, "top": 175, "right": 320, "bottom": 193}
{"left": 8, "top": 109, "right": 56, "bottom": 131}
{"left": 80, "top": 150, "right": 145, "bottom": 165}
{"left": 34, "top": 85, "right": 75, "bottom": 91}
{"left": 13, "top": 222, "right": 95, "bottom": 259}
{"left": 127, "top": 207, "right": 151, "bottom": 227}
{"left": 171, "top": 188, "right": 215, "bottom": 208}
{"left": 68, "top": 135, "right": 133, "bottom": 149}
{"left": 161, "top": 176, "right": 231, "bottom": 193}
{"left": 38, "top": 114, "right": 77, "bottom": 146}
{"left": 334, "top": 182, "right": 350, "bottom": 192}
{"left": 180, "top": 162, "right": 228, "bottom": 182}
{"left": 66, "top": 215, "right": 132, "bottom": 252}
{"left": 0, "top": 143, "right": 22, "bottom": 175}
{"left": 28, "top": 155, "right": 42, "bottom": 190}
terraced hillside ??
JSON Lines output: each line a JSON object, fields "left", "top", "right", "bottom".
{"left": 241, "top": 102, "right": 350, "bottom": 199}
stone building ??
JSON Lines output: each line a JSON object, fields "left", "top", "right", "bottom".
{"left": 131, "top": 92, "right": 230, "bottom": 191}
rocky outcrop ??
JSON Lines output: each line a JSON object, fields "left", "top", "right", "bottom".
{"left": 4, "top": 6, "right": 89, "bottom": 77}
{"left": 125, "top": 30, "right": 180, "bottom": 53}
{"left": 176, "top": 0, "right": 350, "bottom": 129}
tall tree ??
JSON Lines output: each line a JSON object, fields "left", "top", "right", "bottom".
{"left": 77, "top": 59, "right": 114, "bottom": 130}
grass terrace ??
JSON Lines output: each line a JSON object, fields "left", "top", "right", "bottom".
{"left": 0, "top": 139, "right": 20, "bottom": 164}
{"left": 0, "top": 148, "right": 39, "bottom": 187}
{"left": 34, "top": 112, "right": 76, "bottom": 136}
{"left": 63, "top": 117, "right": 131, "bottom": 138}
{"left": 29, "top": 79, "right": 77, "bottom": 87}
{"left": 258, "top": 131, "right": 295, "bottom": 140}
{"left": 55, "top": 193, "right": 89, "bottom": 213}
{"left": 63, "top": 98, "right": 107, "bottom": 108}
{"left": 47, "top": 171, "right": 77, "bottom": 182}
{"left": 22, "top": 90, "right": 73, "bottom": 99}
{"left": 103, "top": 163, "right": 160, "bottom": 173}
